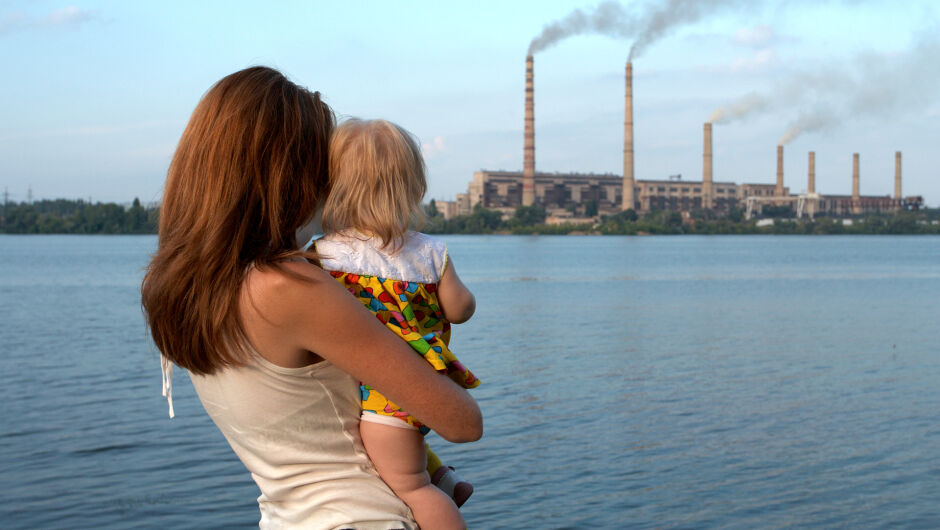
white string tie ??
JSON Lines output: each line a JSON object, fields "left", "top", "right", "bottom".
{"left": 161, "top": 354, "right": 175, "bottom": 418}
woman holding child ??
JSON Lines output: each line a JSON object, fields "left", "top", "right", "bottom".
{"left": 141, "top": 66, "right": 482, "bottom": 529}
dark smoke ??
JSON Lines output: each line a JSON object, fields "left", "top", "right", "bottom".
{"left": 528, "top": 0, "right": 750, "bottom": 58}
{"left": 628, "top": 0, "right": 749, "bottom": 61}
{"left": 530, "top": 0, "right": 875, "bottom": 61}
{"left": 527, "top": 1, "right": 637, "bottom": 55}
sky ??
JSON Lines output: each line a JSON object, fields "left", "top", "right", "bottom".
{"left": 1, "top": 0, "right": 938, "bottom": 206}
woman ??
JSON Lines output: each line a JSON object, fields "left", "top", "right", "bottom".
{"left": 141, "top": 66, "right": 482, "bottom": 529}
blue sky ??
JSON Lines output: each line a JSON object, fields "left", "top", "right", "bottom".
{"left": 1, "top": 0, "right": 938, "bottom": 205}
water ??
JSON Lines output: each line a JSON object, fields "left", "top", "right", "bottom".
{"left": 1, "top": 235, "right": 938, "bottom": 529}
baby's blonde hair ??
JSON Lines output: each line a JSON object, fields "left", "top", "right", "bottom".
{"left": 323, "top": 119, "right": 427, "bottom": 250}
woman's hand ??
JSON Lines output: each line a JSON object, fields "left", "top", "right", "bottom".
{"left": 241, "top": 261, "right": 483, "bottom": 443}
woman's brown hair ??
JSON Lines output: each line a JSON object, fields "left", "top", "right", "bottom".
{"left": 141, "top": 66, "right": 334, "bottom": 375}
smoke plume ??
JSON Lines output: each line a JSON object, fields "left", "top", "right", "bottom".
{"left": 527, "top": 1, "right": 637, "bottom": 55}
{"left": 708, "top": 92, "right": 770, "bottom": 123}
{"left": 528, "top": 0, "right": 750, "bottom": 58}
{"left": 628, "top": 0, "right": 748, "bottom": 61}
{"left": 530, "top": 1, "right": 874, "bottom": 60}
{"left": 711, "top": 31, "right": 940, "bottom": 145}
{"left": 777, "top": 110, "right": 839, "bottom": 145}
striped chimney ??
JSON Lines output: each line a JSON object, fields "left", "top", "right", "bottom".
{"left": 522, "top": 55, "right": 535, "bottom": 206}
{"left": 703, "top": 122, "right": 713, "bottom": 209}
{"left": 808, "top": 151, "right": 815, "bottom": 194}
{"left": 894, "top": 151, "right": 902, "bottom": 200}
{"left": 852, "top": 153, "right": 860, "bottom": 214}
{"left": 622, "top": 61, "right": 635, "bottom": 211}
{"left": 776, "top": 145, "right": 784, "bottom": 197}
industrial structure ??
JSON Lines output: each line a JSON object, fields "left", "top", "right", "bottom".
{"left": 439, "top": 58, "right": 923, "bottom": 220}
{"left": 522, "top": 55, "right": 536, "bottom": 207}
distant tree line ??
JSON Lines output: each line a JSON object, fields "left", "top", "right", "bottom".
{"left": 422, "top": 200, "right": 940, "bottom": 236}
{"left": 0, "top": 198, "right": 157, "bottom": 234}
{"left": 2, "top": 197, "right": 936, "bottom": 236}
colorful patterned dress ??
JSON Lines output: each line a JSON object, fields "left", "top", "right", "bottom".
{"left": 314, "top": 231, "right": 480, "bottom": 434}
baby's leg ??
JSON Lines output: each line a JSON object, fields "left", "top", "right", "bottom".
{"left": 426, "top": 444, "right": 474, "bottom": 507}
{"left": 361, "top": 421, "right": 465, "bottom": 530}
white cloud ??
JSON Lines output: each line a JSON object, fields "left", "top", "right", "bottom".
{"left": 0, "top": 119, "right": 180, "bottom": 142}
{"left": 0, "top": 11, "right": 26, "bottom": 34}
{"left": 0, "top": 6, "right": 98, "bottom": 35}
{"left": 42, "top": 7, "right": 96, "bottom": 27}
{"left": 421, "top": 136, "right": 446, "bottom": 157}
{"left": 733, "top": 24, "right": 775, "bottom": 48}
{"left": 728, "top": 48, "right": 776, "bottom": 72}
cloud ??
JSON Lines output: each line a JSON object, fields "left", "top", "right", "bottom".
{"left": 421, "top": 136, "right": 446, "bottom": 158}
{"left": 0, "top": 11, "right": 26, "bottom": 34}
{"left": 728, "top": 48, "right": 776, "bottom": 72}
{"left": 702, "top": 47, "right": 777, "bottom": 74}
{"left": 0, "top": 119, "right": 179, "bottom": 142}
{"left": 42, "top": 6, "right": 96, "bottom": 27}
{"left": 732, "top": 24, "right": 775, "bottom": 47}
{"left": 0, "top": 6, "right": 99, "bottom": 35}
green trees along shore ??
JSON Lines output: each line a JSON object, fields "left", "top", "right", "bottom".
{"left": 1, "top": 197, "right": 938, "bottom": 235}
{"left": 422, "top": 201, "right": 940, "bottom": 236}
{"left": 0, "top": 198, "right": 157, "bottom": 234}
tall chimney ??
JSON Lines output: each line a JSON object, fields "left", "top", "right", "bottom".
{"left": 808, "top": 151, "right": 815, "bottom": 194}
{"left": 852, "top": 152, "right": 860, "bottom": 214}
{"left": 894, "top": 151, "right": 902, "bottom": 200}
{"left": 522, "top": 55, "right": 535, "bottom": 206}
{"left": 776, "top": 145, "right": 784, "bottom": 197}
{"left": 622, "top": 61, "right": 635, "bottom": 211}
{"left": 703, "top": 122, "right": 713, "bottom": 209}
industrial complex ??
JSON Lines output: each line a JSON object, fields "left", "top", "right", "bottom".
{"left": 436, "top": 57, "right": 923, "bottom": 221}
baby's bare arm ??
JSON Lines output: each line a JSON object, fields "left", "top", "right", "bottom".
{"left": 438, "top": 260, "right": 475, "bottom": 324}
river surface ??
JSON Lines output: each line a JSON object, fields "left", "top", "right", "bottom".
{"left": 1, "top": 235, "right": 938, "bottom": 529}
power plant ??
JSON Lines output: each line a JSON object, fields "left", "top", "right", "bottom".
{"left": 444, "top": 57, "right": 923, "bottom": 220}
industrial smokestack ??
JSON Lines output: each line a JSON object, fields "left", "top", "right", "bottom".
{"left": 852, "top": 152, "right": 860, "bottom": 214}
{"left": 523, "top": 55, "right": 535, "bottom": 206}
{"left": 622, "top": 61, "right": 635, "bottom": 211}
{"left": 776, "top": 145, "right": 784, "bottom": 197}
{"left": 808, "top": 151, "right": 815, "bottom": 194}
{"left": 703, "top": 122, "right": 713, "bottom": 209}
{"left": 894, "top": 151, "right": 902, "bottom": 200}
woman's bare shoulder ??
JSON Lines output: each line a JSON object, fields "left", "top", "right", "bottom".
{"left": 242, "top": 261, "right": 337, "bottom": 322}
{"left": 240, "top": 261, "right": 342, "bottom": 367}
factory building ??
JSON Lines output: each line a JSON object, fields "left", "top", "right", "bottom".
{"left": 448, "top": 160, "right": 909, "bottom": 219}
{"left": 452, "top": 170, "right": 781, "bottom": 218}
{"left": 434, "top": 57, "right": 922, "bottom": 220}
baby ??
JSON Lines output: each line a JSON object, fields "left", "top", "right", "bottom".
{"left": 314, "top": 119, "right": 480, "bottom": 529}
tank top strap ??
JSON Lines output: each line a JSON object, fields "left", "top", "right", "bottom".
{"left": 161, "top": 354, "right": 175, "bottom": 418}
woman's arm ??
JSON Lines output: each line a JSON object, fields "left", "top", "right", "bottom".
{"left": 241, "top": 261, "right": 483, "bottom": 443}
{"left": 437, "top": 260, "right": 475, "bottom": 324}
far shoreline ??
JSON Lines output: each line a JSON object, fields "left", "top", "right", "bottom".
{"left": 2, "top": 198, "right": 938, "bottom": 236}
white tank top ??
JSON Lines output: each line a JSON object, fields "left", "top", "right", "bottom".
{"left": 188, "top": 352, "right": 417, "bottom": 529}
